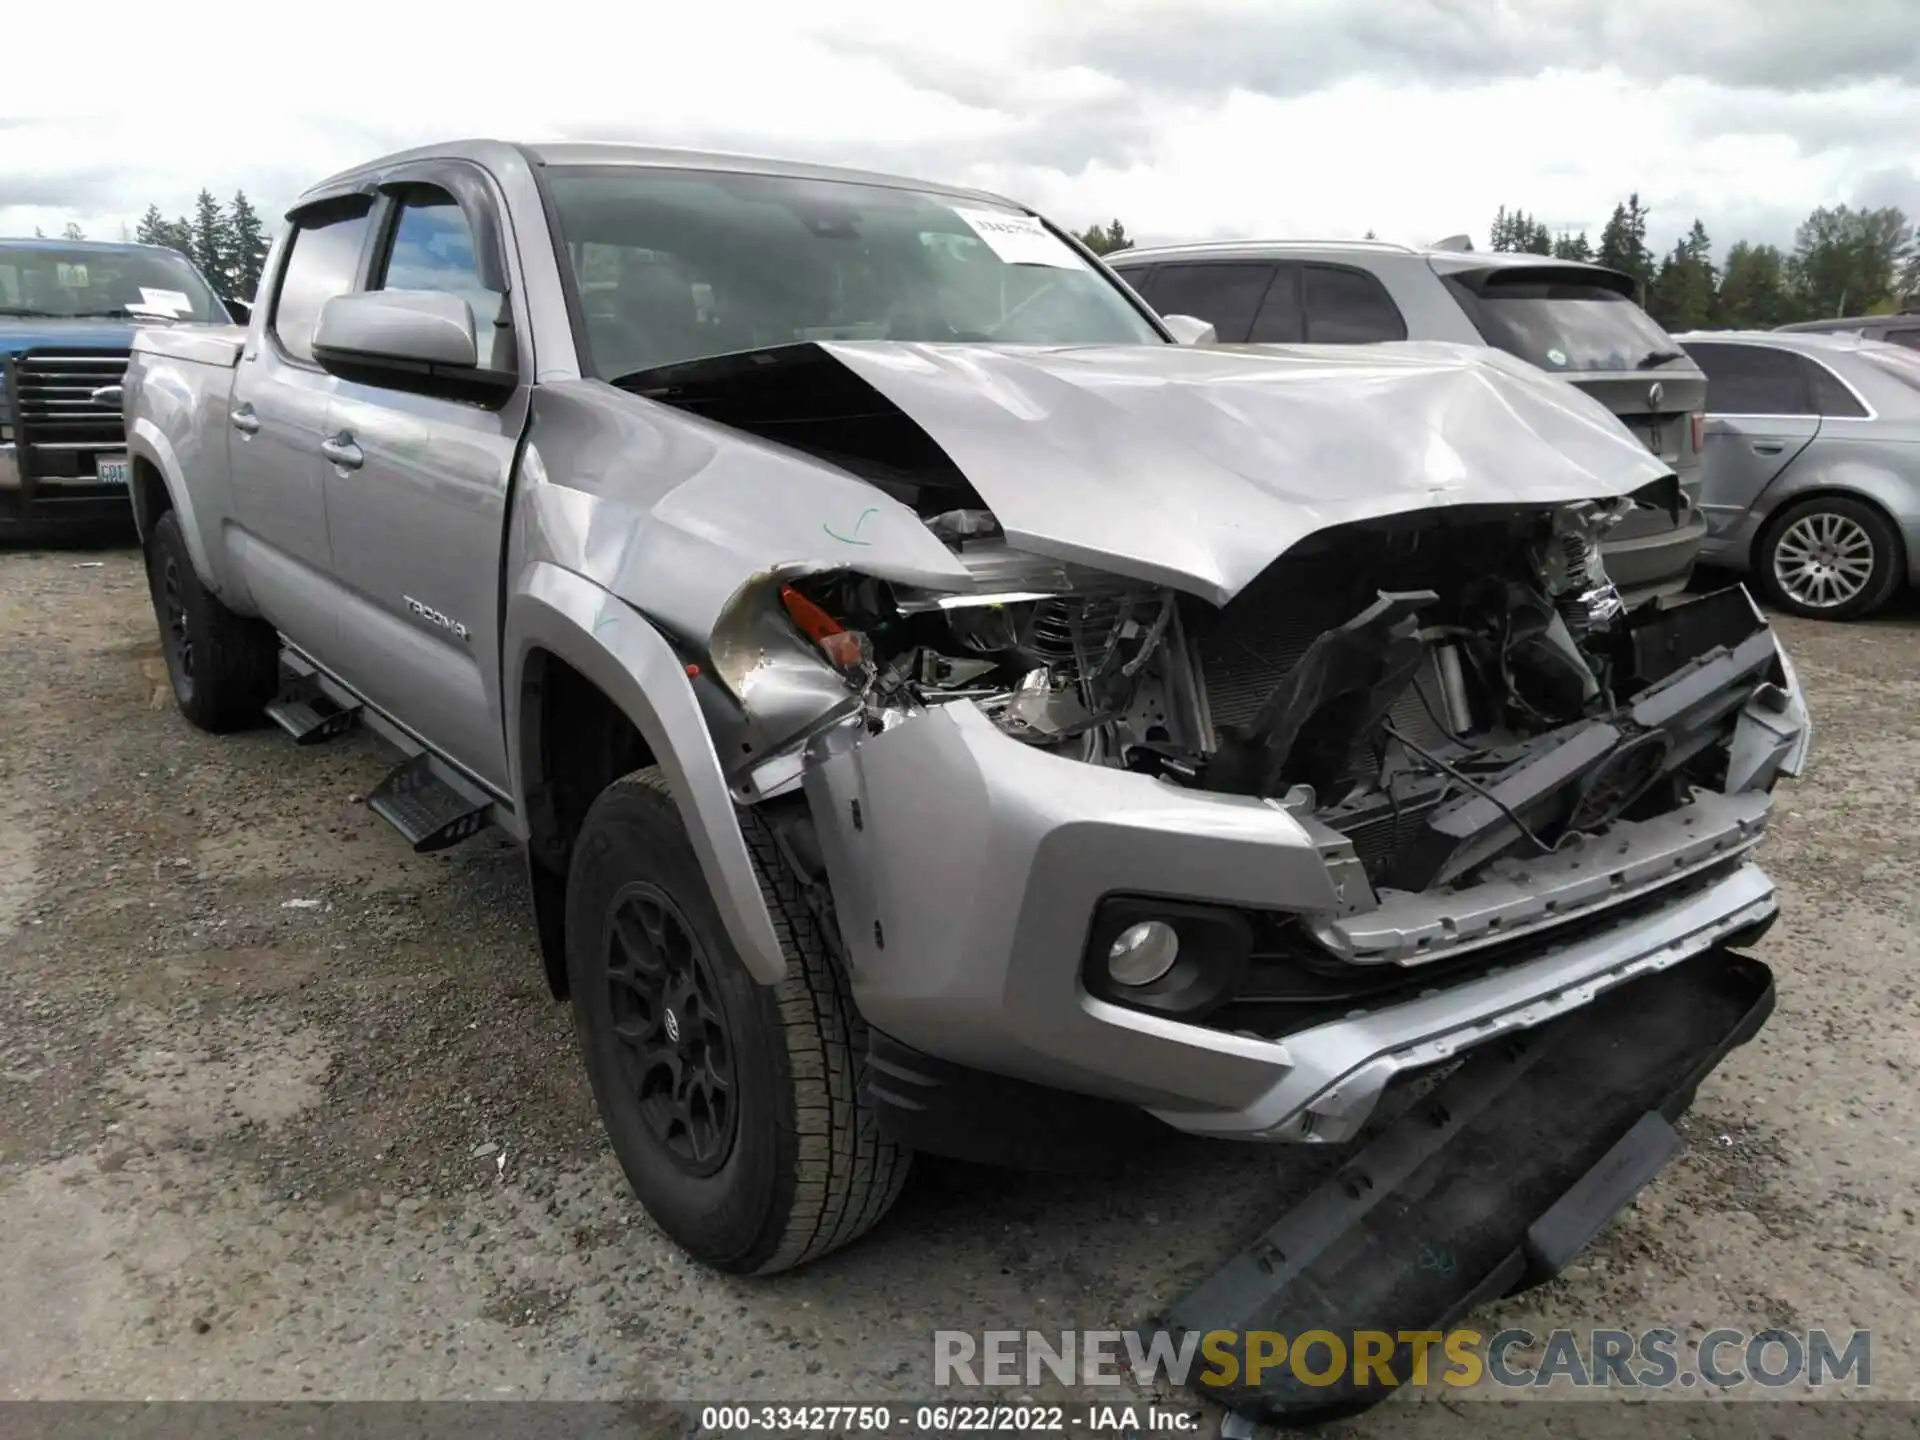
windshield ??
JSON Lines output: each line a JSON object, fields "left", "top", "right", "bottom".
{"left": 0, "top": 245, "right": 227, "bottom": 323}
{"left": 543, "top": 167, "right": 1161, "bottom": 380}
{"left": 1442, "top": 270, "right": 1681, "bottom": 374}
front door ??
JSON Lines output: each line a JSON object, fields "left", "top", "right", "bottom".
{"left": 320, "top": 170, "right": 528, "bottom": 794}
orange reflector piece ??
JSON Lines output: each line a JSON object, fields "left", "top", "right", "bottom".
{"left": 780, "top": 584, "right": 866, "bottom": 669}
{"left": 780, "top": 584, "right": 843, "bottom": 641}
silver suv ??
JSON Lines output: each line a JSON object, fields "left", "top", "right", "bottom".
{"left": 1108, "top": 240, "right": 1710, "bottom": 605}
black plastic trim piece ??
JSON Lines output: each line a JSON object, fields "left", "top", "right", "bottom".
{"left": 1159, "top": 945, "right": 1775, "bottom": 1427}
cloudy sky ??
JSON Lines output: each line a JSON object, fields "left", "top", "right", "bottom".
{"left": 5, "top": 0, "right": 1918, "bottom": 260}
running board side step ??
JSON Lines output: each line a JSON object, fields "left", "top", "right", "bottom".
{"left": 265, "top": 672, "right": 361, "bottom": 745}
{"left": 1160, "top": 943, "right": 1775, "bottom": 1427}
{"left": 366, "top": 752, "right": 494, "bottom": 852}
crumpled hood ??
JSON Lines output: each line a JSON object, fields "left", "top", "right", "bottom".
{"left": 815, "top": 339, "right": 1676, "bottom": 604}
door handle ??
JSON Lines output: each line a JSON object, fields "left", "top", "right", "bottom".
{"left": 320, "top": 433, "right": 364, "bottom": 470}
{"left": 230, "top": 405, "right": 260, "bottom": 434}
{"left": 1751, "top": 441, "right": 1785, "bottom": 455}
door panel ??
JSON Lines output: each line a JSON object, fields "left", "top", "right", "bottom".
{"left": 228, "top": 356, "right": 340, "bottom": 657}
{"left": 322, "top": 384, "right": 523, "bottom": 790}
{"left": 1698, "top": 415, "right": 1818, "bottom": 540}
{"left": 226, "top": 200, "right": 374, "bottom": 663}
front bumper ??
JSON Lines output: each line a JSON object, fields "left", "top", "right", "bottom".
{"left": 0, "top": 441, "right": 134, "bottom": 532}
{"left": 805, "top": 691, "right": 1792, "bottom": 1145}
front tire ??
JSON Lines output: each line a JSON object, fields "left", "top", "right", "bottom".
{"left": 566, "top": 769, "right": 909, "bottom": 1273}
{"left": 1755, "top": 495, "right": 1903, "bottom": 621}
{"left": 144, "top": 510, "right": 279, "bottom": 731}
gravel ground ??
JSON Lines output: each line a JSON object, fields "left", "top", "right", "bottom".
{"left": 0, "top": 541, "right": 1915, "bottom": 1434}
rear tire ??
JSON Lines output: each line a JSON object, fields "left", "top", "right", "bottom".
{"left": 144, "top": 510, "right": 279, "bottom": 731}
{"left": 1755, "top": 495, "right": 1903, "bottom": 621}
{"left": 565, "top": 769, "right": 909, "bottom": 1273}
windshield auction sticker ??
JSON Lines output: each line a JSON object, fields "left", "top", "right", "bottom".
{"left": 951, "top": 207, "right": 1087, "bottom": 269}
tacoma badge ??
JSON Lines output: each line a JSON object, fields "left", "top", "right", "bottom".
{"left": 403, "top": 595, "right": 470, "bottom": 642}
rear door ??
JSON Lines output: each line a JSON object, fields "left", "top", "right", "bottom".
{"left": 228, "top": 195, "right": 376, "bottom": 664}
{"left": 1682, "top": 341, "right": 1822, "bottom": 542}
{"left": 319, "top": 163, "right": 529, "bottom": 793}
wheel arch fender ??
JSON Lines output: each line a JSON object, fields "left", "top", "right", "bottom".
{"left": 506, "top": 561, "right": 788, "bottom": 986}
{"left": 127, "top": 417, "right": 217, "bottom": 582}
{"left": 1753, "top": 461, "right": 1918, "bottom": 580}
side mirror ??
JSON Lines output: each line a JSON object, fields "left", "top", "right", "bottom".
{"left": 311, "top": 290, "right": 513, "bottom": 396}
{"left": 1161, "top": 313, "right": 1217, "bottom": 346}
{"left": 226, "top": 297, "right": 252, "bottom": 326}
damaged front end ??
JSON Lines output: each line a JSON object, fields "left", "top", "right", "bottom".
{"left": 613, "top": 339, "right": 1808, "bottom": 1144}
{"left": 698, "top": 486, "right": 1805, "bottom": 1130}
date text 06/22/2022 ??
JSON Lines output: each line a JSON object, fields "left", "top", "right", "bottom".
{"left": 698, "top": 1405, "right": 1200, "bottom": 1434}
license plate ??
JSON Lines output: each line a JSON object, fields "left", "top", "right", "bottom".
{"left": 96, "top": 455, "right": 130, "bottom": 485}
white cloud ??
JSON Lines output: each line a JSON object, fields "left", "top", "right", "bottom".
{"left": 2, "top": 0, "right": 1916, "bottom": 260}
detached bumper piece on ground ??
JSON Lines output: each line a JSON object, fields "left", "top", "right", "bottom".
{"left": 1160, "top": 943, "right": 1776, "bottom": 1426}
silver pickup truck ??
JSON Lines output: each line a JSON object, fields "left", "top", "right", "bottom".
{"left": 126, "top": 139, "right": 1812, "bottom": 1414}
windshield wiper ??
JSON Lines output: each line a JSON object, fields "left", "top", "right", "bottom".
{"left": 71, "top": 308, "right": 180, "bottom": 324}
{"left": 1635, "top": 348, "right": 1686, "bottom": 369}
{"left": 0, "top": 307, "right": 57, "bottom": 317}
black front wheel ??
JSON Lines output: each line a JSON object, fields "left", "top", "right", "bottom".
{"left": 566, "top": 769, "right": 909, "bottom": 1273}
{"left": 144, "top": 510, "right": 279, "bottom": 731}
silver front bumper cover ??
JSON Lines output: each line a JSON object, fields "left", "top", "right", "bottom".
{"left": 1308, "top": 789, "right": 1771, "bottom": 966}
{"left": 804, "top": 701, "right": 1782, "bottom": 1145}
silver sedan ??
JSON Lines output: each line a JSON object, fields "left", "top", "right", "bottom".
{"left": 1676, "top": 330, "right": 1920, "bottom": 619}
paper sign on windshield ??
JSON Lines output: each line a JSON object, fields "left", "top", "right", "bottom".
{"left": 138, "top": 288, "right": 195, "bottom": 317}
{"left": 56, "top": 263, "right": 90, "bottom": 287}
{"left": 951, "top": 207, "right": 1086, "bottom": 270}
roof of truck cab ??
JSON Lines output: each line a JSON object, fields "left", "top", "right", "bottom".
{"left": 304, "top": 138, "right": 1021, "bottom": 213}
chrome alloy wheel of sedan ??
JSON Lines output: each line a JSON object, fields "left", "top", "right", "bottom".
{"left": 1771, "top": 509, "right": 1877, "bottom": 610}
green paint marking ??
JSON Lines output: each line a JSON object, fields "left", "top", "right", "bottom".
{"left": 823, "top": 507, "right": 878, "bottom": 546}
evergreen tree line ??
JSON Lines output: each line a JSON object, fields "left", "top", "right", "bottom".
{"left": 133, "top": 190, "right": 271, "bottom": 310}
{"left": 1488, "top": 196, "right": 1920, "bottom": 332}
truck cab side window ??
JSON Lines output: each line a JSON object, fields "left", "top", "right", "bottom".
{"left": 271, "top": 203, "right": 373, "bottom": 365}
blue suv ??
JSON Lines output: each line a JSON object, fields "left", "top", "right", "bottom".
{"left": 1, "top": 237, "right": 233, "bottom": 535}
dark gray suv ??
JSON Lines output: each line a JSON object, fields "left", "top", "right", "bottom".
{"left": 1108, "top": 241, "right": 1710, "bottom": 606}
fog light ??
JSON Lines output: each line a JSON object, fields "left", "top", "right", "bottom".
{"left": 1107, "top": 920, "right": 1180, "bottom": 987}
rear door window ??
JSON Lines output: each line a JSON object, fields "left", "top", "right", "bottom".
{"left": 1806, "top": 361, "right": 1868, "bottom": 418}
{"left": 1442, "top": 266, "right": 1679, "bottom": 373}
{"left": 1684, "top": 342, "right": 1814, "bottom": 416}
{"left": 1145, "top": 262, "right": 1277, "bottom": 344}
{"left": 1301, "top": 264, "right": 1407, "bottom": 343}
{"left": 272, "top": 201, "right": 374, "bottom": 364}
{"left": 1881, "top": 327, "right": 1920, "bottom": 351}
